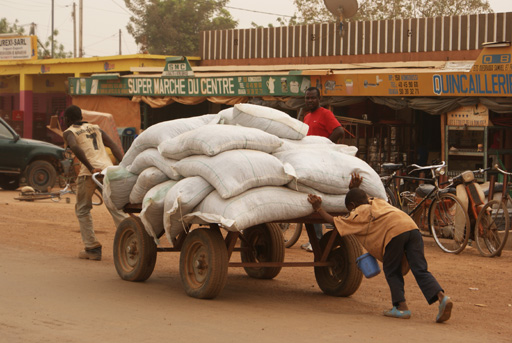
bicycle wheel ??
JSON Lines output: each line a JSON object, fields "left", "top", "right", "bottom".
{"left": 475, "top": 200, "right": 509, "bottom": 257}
{"left": 279, "top": 223, "right": 303, "bottom": 248}
{"left": 429, "top": 193, "right": 470, "bottom": 254}
{"left": 92, "top": 190, "right": 103, "bottom": 206}
{"left": 384, "top": 186, "right": 398, "bottom": 207}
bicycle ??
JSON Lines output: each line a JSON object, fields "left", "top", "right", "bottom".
{"left": 280, "top": 223, "right": 303, "bottom": 248}
{"left": 279, "top": 222, "right": 333, "bottom": 248}
{"left": 381, "top": 161, "right": 471, "bottom": 254}
{"left": 472, "top": 165, "right": 511, "bottom": 257}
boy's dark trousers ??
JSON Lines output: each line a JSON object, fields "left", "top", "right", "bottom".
{"left": 383, "top": 229, "right": 443, "bottom": 307}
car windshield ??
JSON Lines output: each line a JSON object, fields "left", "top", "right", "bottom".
{"left": 0, "top": 121, "right": 15, "bottom": 140}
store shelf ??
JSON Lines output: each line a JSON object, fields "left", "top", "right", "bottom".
{"left": 445, "top": 125, "right": 510, "bottom": 181}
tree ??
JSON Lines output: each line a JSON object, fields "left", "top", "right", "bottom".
{"left": 291, "top": 0, "right": 493, "bottom": 23}
{"left": 0, "top": 18, "right": 25, "bottom": 35}
{"left": 124, "top": 0, "right": 238, "bottom": 56}
{"left": 37, "top": 29, "right": 73, "bottom": 59}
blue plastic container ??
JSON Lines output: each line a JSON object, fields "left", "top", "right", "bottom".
{"left": 356, "top": 252, "right": 381, "bottom": 278}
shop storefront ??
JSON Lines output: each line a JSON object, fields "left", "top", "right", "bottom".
{"left": 68, "top": 44, "right": 512, "bottom": 174}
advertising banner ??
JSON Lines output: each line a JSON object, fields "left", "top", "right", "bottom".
{"left": 0, "top": 36, "right": 37, "bottom": 60}
{"left": 68, "top": 75, "right": 312, "bottom": 97}
{"left": 311, "top": 45, "right": 512, "bottom": 98}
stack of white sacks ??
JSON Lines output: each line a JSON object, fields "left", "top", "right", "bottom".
{"left": 102, "top": 103, "right": 387, "bottom": 246}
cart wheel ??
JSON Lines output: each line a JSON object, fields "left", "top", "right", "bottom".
{"left": 314, "top": 231, "right": 363, "bottom": 297}
{"left": 180, "top": 227, "right": 228, "bottom": 299}
{"left": 114, "top": 216, "right": 157, "bottom": 282}
{"left": 240, "top": 223, "right": 285, "bottom": 279}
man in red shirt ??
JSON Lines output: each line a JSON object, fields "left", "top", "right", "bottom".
{"left": 303, "top": 87, "right": 344, "bottom": 143}
{"left": 301, "top": 86, "right": 345, "bottom": 251}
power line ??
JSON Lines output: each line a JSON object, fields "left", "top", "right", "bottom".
{"left": 109, "top": 0, "right": 132, "bottom": 16}
{"left": 226, "top": 6, "right": 294, "bottom": 18}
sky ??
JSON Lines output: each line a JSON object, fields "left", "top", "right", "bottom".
{"left": 0, "top": 0, "right": 511, "bottom": 58}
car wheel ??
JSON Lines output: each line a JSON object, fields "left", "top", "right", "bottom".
{"left": 26, "top": 160, "right": 57, "bottom": 191}
{"left": 0, "top": 175, "right": 20, "bottom": 190}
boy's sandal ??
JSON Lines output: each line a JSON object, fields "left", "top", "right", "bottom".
{"left": 383, "top": 306, "right": 411, "bottom": 319}
{"left": 436, "top": 296, "right": 453, "bottom": 323}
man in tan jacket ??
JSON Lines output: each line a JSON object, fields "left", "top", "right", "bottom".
{"left": 307, "top": 174, "right": 452, "bottom": 323}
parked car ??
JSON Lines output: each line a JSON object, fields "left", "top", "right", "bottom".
{"left": 0, "top": 117, "right": 66, "bottom": 191}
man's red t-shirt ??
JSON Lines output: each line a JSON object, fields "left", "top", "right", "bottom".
{"left": 304, "top": 107, "right": 341, "bottom": 138}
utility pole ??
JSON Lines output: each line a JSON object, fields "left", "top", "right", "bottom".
{"left": 51, "top": 0, "right": 54, "bottom": 58}
{"left": 79, "top": 0, "right": 83, "bottom": 57}
{"left": 72, "top": 2, "right": 76, "bottom": 58}
{"left": 119, "top": 29, "right": 122, "bottom": 55}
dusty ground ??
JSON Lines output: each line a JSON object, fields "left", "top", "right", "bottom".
{"left": 1, "top": 189, "right": 511, "bottom": 343}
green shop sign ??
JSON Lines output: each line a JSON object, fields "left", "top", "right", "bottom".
{"left": 68, "top": 75, "right": 312, "bottom": 97}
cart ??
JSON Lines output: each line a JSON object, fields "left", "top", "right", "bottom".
{"left": 114, "top": 205, "right": 363, "bottom": 299}
{"left": 94, "top": 174, "right": 364, "bottom": 300}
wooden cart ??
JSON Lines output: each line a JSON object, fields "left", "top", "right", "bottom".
{"left": 114, "top": 203, "right": 363, "bottom": 300}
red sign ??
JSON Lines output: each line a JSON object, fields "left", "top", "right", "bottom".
{"left": 12, "top": 110, "right": 24, "bottom": 121}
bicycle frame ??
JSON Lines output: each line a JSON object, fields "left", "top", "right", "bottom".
{"left": 383, "top": 163, "right": 445, "bottom": 217}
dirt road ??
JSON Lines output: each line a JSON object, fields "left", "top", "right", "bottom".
{"left": 1, "top": 189, "right": 511, "bottom": 342}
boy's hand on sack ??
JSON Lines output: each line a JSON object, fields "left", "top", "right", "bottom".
{"left": 349, "top": 172, "right": 363, "bottom": 189}
{"left": 307, "top": 194, "right": 322, "bottom": 212}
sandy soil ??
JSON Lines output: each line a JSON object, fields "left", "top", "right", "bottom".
{"left": 1, "top": 189, "right": 511, "bottom": 343}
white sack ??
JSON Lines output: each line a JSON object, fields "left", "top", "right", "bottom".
{"left": 163, "top": 176, "right": 215, "bottom": 244}
{"left": 218, "top": 107, "right": 234, "bottom": 122}
{"left": 174, "top": 149, "right": 295, "bottom": 199}
{"left": 294, "top": 183, "right": 348, "bottom": 213}
{"left": 184, "top": 186, "right": 314, "bottom": 231}
{"left": 129, "top": 167, "right": 169, "bottom": 204}
{"left": 120, "top": 114, "right": 220, "bottom": 167}
{"left": 102, "top": 165, "right": 138, "bottom": 210}
{"left": 221, "top": 103, "right": 308, "bottom": 140}
{"left": 274, "top": 149, "right": 387, "bottom": 199}
{"left": 140, "top": 180, "right": 177, "bottom": 243}
{"left": 275, "top": 137, "right": 358, "bottom": 156}
{"left": 126, "top": 148, "right": 181, "bottom": 180}
{"left": 158, "top": 124, "right": 283, "bottom": 160}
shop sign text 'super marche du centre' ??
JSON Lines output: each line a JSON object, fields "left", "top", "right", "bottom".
{"left": 68, "top": 46, "right": 512, "bottom": 98}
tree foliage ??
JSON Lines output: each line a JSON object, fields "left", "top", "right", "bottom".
{"left": 38, "top": 30, "right": 73, "bottom": 59}
{"left": 0, "top": 18, "right": 25, "bottom": 35}
{"left": 289, "top": 0, "right": 493, "bottom": 24}
{"left": 124, "top": 0, "right": 237, "bottom": 56}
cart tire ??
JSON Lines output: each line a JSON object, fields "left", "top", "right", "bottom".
{"left": 180, "top": 227, "right": 228, "bottom": 299}
{"left": 314, "top": 231, "right": 363, "bottom": 297}
{"left": 240, "top": 223, "right": 285, "bottom": 279}
{"left": 113, "top": 216, "right": 157, "bottom": 282}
